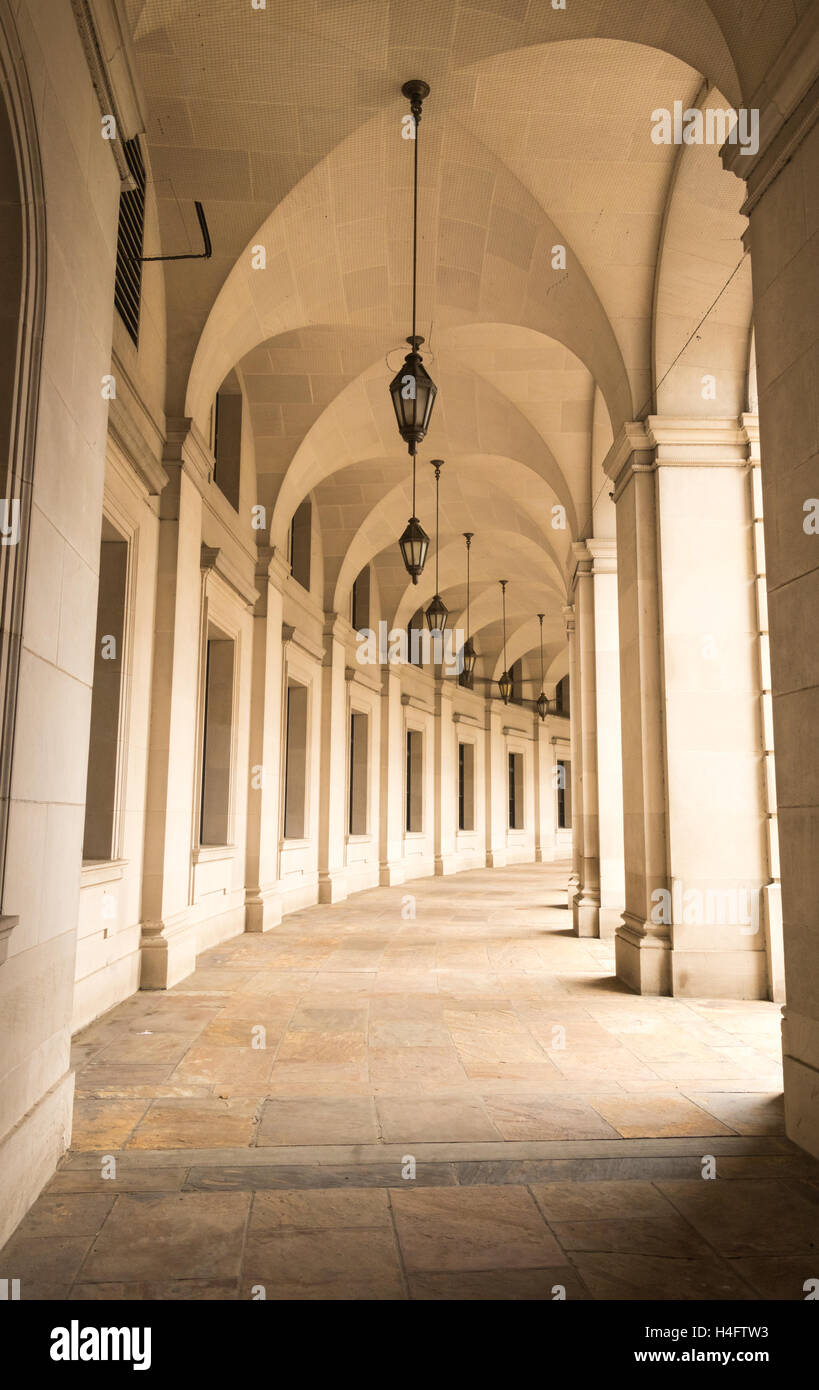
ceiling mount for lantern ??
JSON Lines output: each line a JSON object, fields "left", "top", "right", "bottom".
{"left": 536, "top": 613, "right": 550, "bottom": 721}
{"left": 498, "top": 580, "right": 512, "bottom": 704}
{"left": 461, "top": 533, "right": 478, "bottom": 686}
{"left": 425, "top": 461, "right": 448, "bottom": 633}
{"left": 394, "top": 79, "right": 437, "bottom": 585}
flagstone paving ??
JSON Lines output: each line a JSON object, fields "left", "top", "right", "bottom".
{"left": 4, "top": 861, "right": 816, "bottom": 1300}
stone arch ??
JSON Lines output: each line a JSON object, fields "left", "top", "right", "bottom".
{"left": 0, "top": 0, "right": 47, "bottom": 903}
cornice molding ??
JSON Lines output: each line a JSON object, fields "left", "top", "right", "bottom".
{"left": 200, "top": 544, "right": 257, "bottom": 610}
{"left": 282, "top": 623, "right": 325, "bottom": 663}
{"left": 721, "top": 6, "right": 819, "bottom": 216}
{"left": 401, "top": 692, "right": 434, "bottom": 715}
{"left": 107, "top": 378, "right": 167, "bottom": 497}
{"left": 164, "top": 417, "right": 213, "bottom": 491}
{"left": 71, "top": 0, "right": 147, "bottom": 185}
{"left": 604, "top": 418, "right": 752, "bottom": 498}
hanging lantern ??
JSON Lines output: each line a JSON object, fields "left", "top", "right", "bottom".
{"left": 424, "top": 460, "right": 448, "bottom": 631}
{"left": 461, "top": 533, "right": 478, "bottom": 681}
{"left": 536, "top": 613, "right": 550, "bottom": 720}
{"left": 389, "top": 339, "right": 437, "bottom": 455}
{"left": 390, "top": 80, "right": 438, "bottom": 455}
{"left": 399, "top": 514, "right": 429, "bottom": 584}
{"left": 498, "top": 579, "right": 512, "bottom": 703}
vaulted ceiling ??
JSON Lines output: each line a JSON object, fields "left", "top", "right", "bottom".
{"left": 120, "top": 0, "right": 785, "bottom": 682}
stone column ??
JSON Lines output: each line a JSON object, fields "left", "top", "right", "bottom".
{"left": 378, "top": 665, "right": 404, "bottom": 885}
{"left": 141, "top": 421, "right": 208, "bottom": 988}
{"left": 317, "top": 613, "right": 348, "bottom": 904}
{"left": 605, "top": 418, "right": 771, "bottom": 998}
{"left": 721, "top": 30, "right": 819, "bottom": 1153}
{"left": 433, "top": 675, "right": 456, "bottom": 875}
{"left": 244, "top": 546, "right": 288, "bottom": 931}
{"left": 563, "top": 604, "right": 582, "bottom": 910}
{"left": 571, "top": 544, "right": 600, "bottom": 936}
{"left": 604, "top": 426, "right": 671, "bottom": 994}
{"left": 485, "top": 696, "right": 507, "bottom": 868}
{"left": 534, "top": 710, "right": 557, "bottom": 862}
{"left": 589, "top": 539, "right": 625, "bottom": 934}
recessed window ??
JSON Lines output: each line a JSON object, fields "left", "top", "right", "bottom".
{"left": 213, "top": 374, "right": 242, "bottom": 510}
{"left": 508, "top": 751, "right": 524, "bottom": 830}
{"left": 458, "top": 741, "right": 475, "bottom": 832}
{"left": 200, "top": 627, "right": 235, "bottom": 846}
{"left": 284, "top": 680, "right": 308, "bottom": 839}
{"left": 557, "top": 758, "right": 572, "bottom": 829}
{"left": 83, "top": 519, "right": 128, "bottom": 861}
{"left": 406, "top": 729, "right": 423, "bottom": 832}
{"left": 555, "top": 674, "right": 570, "bottom": 716}
{"left": 349, "top": 710, "right": 369, "bottom": 835}
{"left": 113, "top": 137, "right": 146, "bottom": 346}
{"left": 352, "top": 566, "right": 370, "bottom": 633}
{"left": 509, "top": 659, "right": 523, "bottom": 705}
{"left": 289, "top": 500, "right": 311, "bottom": 590}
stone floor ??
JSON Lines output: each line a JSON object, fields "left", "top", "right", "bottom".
{"left": 4, "top": 860, "right": 818, "bottom": 1300}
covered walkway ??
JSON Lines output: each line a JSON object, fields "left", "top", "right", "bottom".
{"left": 4, "top": 862, "right": 816, "bottom": 1301}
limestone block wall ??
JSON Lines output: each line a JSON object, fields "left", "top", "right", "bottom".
{"left": 0, "top": 0, "right": 120, "bottom": 1247}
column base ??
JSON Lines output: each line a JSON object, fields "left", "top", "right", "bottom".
{"left": 615, "top": 918, "right": 672, "bottom": 994}
{"left": 572, "top": 893, "right": 600, "bottom": 937}
{"left": 379, "top": 861, "right": 405, "bottom": 887}
{"left": 318, "top": 870, "right": 348, "bottom": 905}
{"left": 567, "top": 872, "right": 580, "bottom": 912}
{"left": 671, "top": 947, "right": 768, "bottom": 999}
{"left": 245, "top": 886, "right": 282, "bottom": 933}
{"left": 486, "top": 849, "right": 507, "bottom": 868}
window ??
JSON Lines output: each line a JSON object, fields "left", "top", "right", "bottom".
{"left": 113, "top": 137, "right": 146, "bottom": 346}
{"left": 509, "top": 659, "right": 523, "bottom": 705}
{"left": 289, "top": 500, "right": 311, "bottom": 590}
{"left": 458, "top": 742, "right": 475, "bottom": 832}
{"left": 351, "top": 566, "right": 370, "bottom": 633}
{"left": 213, "top": 377, "right": 242, "bottom": 510}
{"left": 283, "top": 681, "right": 308, "bottom": 839}
{"left": 200, "top": 627, "right": 235, "bottom": 845}
{"left": 555, "top": 674, "right": 570, "bottom": 716}
{"left": 557, "top": 758, "right": 572, "bottom": 829}
{"left": 349, "top": 711, "right": 369, "bottom": 835}
{"left": 508, "top": 751, "right": 524, "bottom": 830}
{"left": 406, "top": 729, "right": 423, "bottom": 832}
{"left": 83, "top": 520, "right": 128, "bottom": 861}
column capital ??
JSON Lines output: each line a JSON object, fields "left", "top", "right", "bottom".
{"left": 604, "top": 418, "right": 753, "bottom": 498}
{"left": 571, "top": 538, "right": 617, "bottom": 587}
{"left": 562, "top": 602, "right": 576, "bottom": 635}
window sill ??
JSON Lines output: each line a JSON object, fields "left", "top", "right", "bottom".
{"left": 192, "top": 844, "right": 237, "bottom": 864}
{"left": 81, "top": 859, "right": 127, "bottom": 887}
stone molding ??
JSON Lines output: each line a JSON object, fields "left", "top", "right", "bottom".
{"left": 281, "top": 623, "right": 325, "bottom": 664}
{"left": 721, "top": 5, "right": 819, "bottom": 217}
{"left": 200, "top": 545, "right": 257, "bottom": 610}
{"left": 71, "top": 0, "right": 147, "bottom": 185}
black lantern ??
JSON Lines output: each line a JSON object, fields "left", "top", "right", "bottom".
{"left": 536, "top": 613, "right": 550, "bottom": 720}
{"left": 424, "top": 460, "right": 448, "bottom": 632}
{"left": 498, "top": 579, "right": 512, "bottom": 703}
{"left": 399, "top": 514, "right": 429, "bottom": 584}
{"left": 390, "top": 80, "right": 437, "bottom": 455}
{"left": 389, "top": 338, "right": 437, "bottom": 455}
{"left": 461, "top": 533, "right": 478, "bottom": 683}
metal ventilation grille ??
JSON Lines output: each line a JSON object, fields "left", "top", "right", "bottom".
{"left": 114, "top": 137, "right": 146, "bottom": 346}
